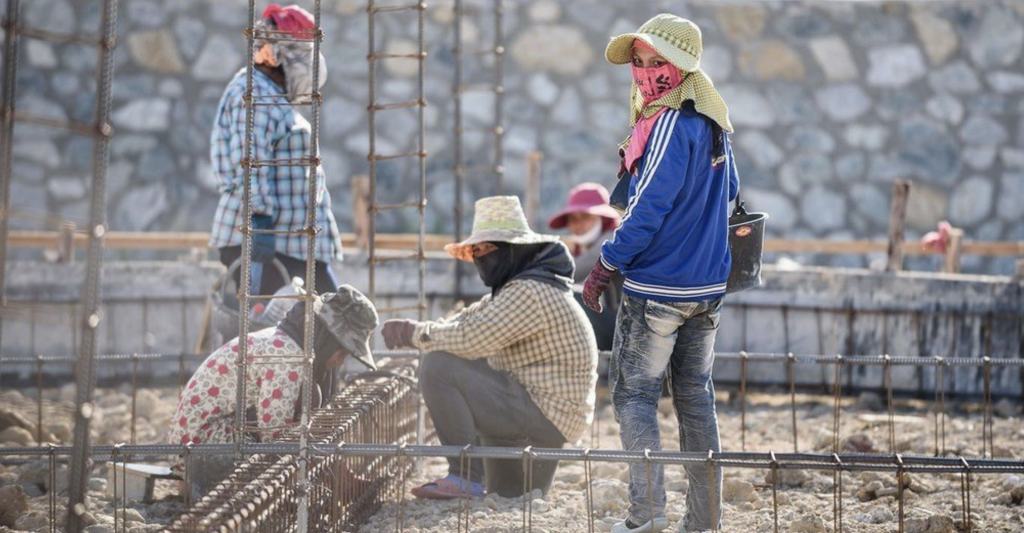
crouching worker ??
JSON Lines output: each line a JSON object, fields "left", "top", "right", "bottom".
{"left": 382, "top": 196, "right": 598, "bottom": 499}
{"left": 167, "top": 286, "right": 378, "bottom": 485}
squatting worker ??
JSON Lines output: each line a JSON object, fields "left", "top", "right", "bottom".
{"left": 167, "top": 286, "right": 378, "bottom": 473}
{"left": 381, "top": 196, "right": 598, "bottom": 499}
{"left": 581, "top": 14, "right": 739, "bottom": 533}
{"left": 209, "top": 3, "right": 343, "bottom": 295}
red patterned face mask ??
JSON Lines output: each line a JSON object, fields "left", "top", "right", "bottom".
{"left": 632, "top": 62, "right": 683, "bottom": 102}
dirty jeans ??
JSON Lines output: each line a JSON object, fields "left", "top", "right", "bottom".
{"left": 419, "top": 351, "right": 565, "bottom": 491}
{"left": 610, "top": 293, "right": 723, "bottom": 530}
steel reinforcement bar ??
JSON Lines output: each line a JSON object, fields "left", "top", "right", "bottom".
{"left": 161, "top": 362, "right": 419, "bottom": 533}
{"left": 1, "top": 443, "right": 1021, "bottom": 533}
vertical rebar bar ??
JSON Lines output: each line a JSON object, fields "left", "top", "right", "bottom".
{"left": 493, "top": 0, "right": 505, "bottom": 195}
{"left": 0, "top": 0, "right": 20, "bottom": 381}
{"left": 367, "top": 0, "right": 378, "bottom": 304}
{"left": 66, "top": 0, "right": 118, "bottom": 527}
{"left": 235, "top": 0, "right": 257, "bottom": 463}
{"left": 452, "top": 0, "right": 464, "bottom": 300}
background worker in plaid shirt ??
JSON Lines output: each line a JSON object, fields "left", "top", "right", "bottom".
{"left": 209, "top": 4, "right": 342, "bottom": 295}
{"left": 382, "top": 196, "right": 598, "bottom": 500}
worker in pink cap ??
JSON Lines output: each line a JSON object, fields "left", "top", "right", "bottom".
{"left": 209, "top": 3, "right": 342, "bottom": 298}
{"left": 549, "top": 182, "right": 622, "bottom": 353}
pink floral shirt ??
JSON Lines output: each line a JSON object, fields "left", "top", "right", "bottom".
{"left": 167, "top": 328, "right": 306, "bottom": 471}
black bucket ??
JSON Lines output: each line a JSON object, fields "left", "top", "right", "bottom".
{"left": 726, "top": 201, "right": 768, "bottom": 294}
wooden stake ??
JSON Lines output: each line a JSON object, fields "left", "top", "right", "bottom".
{"left": 525, "top": 152, "right": 543, "bottom": 227}
{"left": 885, "top": 180, "right": 912, "bottom": 273}
{"left": 351, "top": 175, "right": 370, "bottom": 251}
{"left": 944, "top": 228, "right": 964, "bottom": 274}
{"left": 58, "top": 222, "right": 76, "bottom": 263}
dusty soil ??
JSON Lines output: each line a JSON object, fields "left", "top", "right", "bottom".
{"left": 1, "top": 385, "right": 1023, "bottom": 533}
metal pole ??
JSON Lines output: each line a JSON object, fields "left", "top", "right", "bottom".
{"left": 296, "top": 0, "right": 324, "bottom": 529}
{"left": 493, "top": 0, "right": 505, "bottom": 195}
{"left": 0, "top": 0, "right": 23, "bottom": 388}
{"left": 236, "top": 0, "right": 256, "bottom": 463}
{"left": 367, "top": 0, "right": 378, "bottom": 304}
{"left": 452, "top": 0, "right": 464, "bottom": 300}
{"left": 66, "top": 0, "right": 118, "bottom": 528}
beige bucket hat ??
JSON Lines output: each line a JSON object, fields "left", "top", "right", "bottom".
{"left": 445, "top": 196, "right": 561, "bottom": 262}
{"left": 605, "top": 13, "right": 733, "bottom": 133}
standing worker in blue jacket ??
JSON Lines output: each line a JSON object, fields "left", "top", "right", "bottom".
{"left": 581, "top": 14, "right": 738, "bottom": 533}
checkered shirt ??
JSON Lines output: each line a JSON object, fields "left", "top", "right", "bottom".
{"left": 209, "top": 69, "right": 342, "bottom": 262}
{"left": 412, "top": 279, "right": 598, "bottom": 443}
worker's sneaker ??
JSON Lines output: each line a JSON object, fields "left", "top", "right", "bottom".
{"left": 611, "top": 517, "right": 670, "bottom": 533}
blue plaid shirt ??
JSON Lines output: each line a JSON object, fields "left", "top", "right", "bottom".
{"left": 209, "top": 69, "right": 342, "bottom": 262}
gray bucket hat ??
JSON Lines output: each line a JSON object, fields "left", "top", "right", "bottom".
{"left": 315, "top": 285, "right": 379, "bottom": 370}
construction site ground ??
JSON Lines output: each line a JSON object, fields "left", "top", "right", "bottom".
{"left": 0, "top": 385, "right": 1022, "bottom": 533}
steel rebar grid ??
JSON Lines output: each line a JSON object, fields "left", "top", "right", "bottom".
{"left": 452, "top": 0, "right": 504, "bottom": 300}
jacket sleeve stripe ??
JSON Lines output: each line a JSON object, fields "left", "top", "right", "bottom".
{"left": 621, "top": 110, "right": 679, "bottom": 225}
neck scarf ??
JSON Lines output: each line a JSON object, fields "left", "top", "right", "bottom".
{"left": 473, "top": 243, "right": 545, "bottom": 297}
{"left": 620, "top": 43, "right": 735, "bottom": 174}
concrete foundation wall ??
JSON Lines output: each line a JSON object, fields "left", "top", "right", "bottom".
{"left": 2, "top": 260, "right": 1021, "bottom": 397}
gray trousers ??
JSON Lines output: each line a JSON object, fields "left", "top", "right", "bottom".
{"left": 420, "top": 351, "right": 566, "bottom": 496}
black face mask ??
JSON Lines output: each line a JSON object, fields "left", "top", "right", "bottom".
{"left": 473, "top": 243, "right": 515, "bottom": 292}
{"left": 473, "top": 243, "right": 549, "bottom": 296}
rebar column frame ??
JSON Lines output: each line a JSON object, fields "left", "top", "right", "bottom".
{"left": 65, "top": 0, "right": 120, "bottom": 529}
{"left": 452, "top": 0, "right": 504, "bottom": 299}
{"left": 236, "top": 2, "right": 327, "bottom": 531}
{"left": 366, "top": 0, "right": 427, "bottom": 320}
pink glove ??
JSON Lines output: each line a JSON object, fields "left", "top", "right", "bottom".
{"left": 381, "top": 319, "right": 418, "bottom": 349}
{"left": 582, "top": 260, "right": 615, "bottom": 313}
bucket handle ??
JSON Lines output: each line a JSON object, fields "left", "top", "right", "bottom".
{"left": 220, "top": 257, "right": 292, "bottom": 303}
{"left": 731, "top": 189, "right": 749, "bottom": 219}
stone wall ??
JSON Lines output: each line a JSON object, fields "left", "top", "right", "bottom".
{"left": 3, "top": 0, "right": 1024, "bottom": 273}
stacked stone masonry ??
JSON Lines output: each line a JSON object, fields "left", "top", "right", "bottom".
{"left": 2, "top": 0, "right": 1023, "bottom": 273}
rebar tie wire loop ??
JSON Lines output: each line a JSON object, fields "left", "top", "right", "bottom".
{"left": 521, "top": 445, "right": 536, "bottom": 533}
{"left": 458, "top": 444, "right": 472, "bottom": 532}
{"left": 769, "top": 450, "right": 780, "bottom": 533}
{"left": 982, "top": 356, "right": 993, "bottom": 458}
{"left": 708, "top": 449, "right": 719, "bottom": 533}
{"left": 831, "top": 354, "right": 844, "bottom": 453}
{"left": 47, "top": 444, "right": 57, "bottom": 533}
{"left": 395, "top": 443, "right": 408, "bottom": 533}
{"left": 895, "top": 453, "right": 906, "bottom": 533}
{"left": 645, "top": 448, "right": 655, "bottom": 531}
{"left": 787, "top": 352, "right": 798, "bottom": 452}
{"left": 960, "top": 457, "right": 973, "bottom": 532}
{"left": 831, "top": 453, "right": 843, "bottom": 533}
{"left": 583, "top": 448, "right": 595, "bottom": 533}
{"left": 740, "top": 351, "right": 748, "bottom": 452}
{"left": 885, "top": 354, "right": 897, "bottom": 453}
{"left": 932, "top": 355, "right": 944, "bottom": 456}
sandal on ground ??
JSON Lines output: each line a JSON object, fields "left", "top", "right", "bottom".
{"left": 410, "top": 474, "right": 485, "bottom": 499}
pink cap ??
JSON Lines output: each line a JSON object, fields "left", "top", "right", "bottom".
{"left": 548, "top": 182, "right": 621, "bottom": 233}
{"left": 263, "top": 4, "right": 315, "bottom": 39}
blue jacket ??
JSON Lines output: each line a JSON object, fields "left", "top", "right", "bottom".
{"left": 599, "top": 105, "right": 739, "bottom": 302}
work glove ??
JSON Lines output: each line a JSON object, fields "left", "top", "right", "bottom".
{"left": 582, "top": 259, "right": 615, "bottom": 313}
{"left": 381, "top": 319, "right": 418, "bottom": 349}
{"left": 251, "top": 214, "right": 276, "bottom": 263}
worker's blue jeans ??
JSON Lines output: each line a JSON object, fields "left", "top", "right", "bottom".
{"left": 610, "top": 293, "right": 723, "bottom": 531}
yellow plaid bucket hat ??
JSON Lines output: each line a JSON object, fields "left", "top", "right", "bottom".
{"left": 606, "top": 13, "right": 733, "bottom": 133}
{"left": 445, "top": 196, "right": 560, "bottom": 262}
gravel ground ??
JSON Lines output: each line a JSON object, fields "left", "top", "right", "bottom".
{"left": 1, "top": 385, "right": 1023, "bottom": 533}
